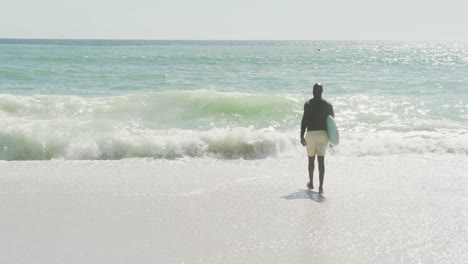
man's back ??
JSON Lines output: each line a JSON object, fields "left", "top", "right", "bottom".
{"left": 302, "top": 98, "right": 334, "bottom": 132}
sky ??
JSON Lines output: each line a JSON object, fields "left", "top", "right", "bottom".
{"left": 1, "top": 0, "right": 468, "bottom": 40}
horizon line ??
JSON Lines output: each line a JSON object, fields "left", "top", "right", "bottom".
{"left": 1, "top": 37, "right": 467, "bottom": 42}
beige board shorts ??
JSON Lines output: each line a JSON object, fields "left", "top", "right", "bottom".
{"left": 305, "top": 130, "right": 329, "bottom": 156}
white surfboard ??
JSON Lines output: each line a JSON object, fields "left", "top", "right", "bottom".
{"left": 326, "top": 116, "right": 339, "bottom": 146}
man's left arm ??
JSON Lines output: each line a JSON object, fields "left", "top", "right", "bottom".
{"left": 300, "top": 103, "right": 308, "bottom": 146}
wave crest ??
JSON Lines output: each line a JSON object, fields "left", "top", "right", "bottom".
{"left": 0, "top": 127, "right": 294, "bottom": 160}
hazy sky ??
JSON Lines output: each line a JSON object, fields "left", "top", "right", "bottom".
{"left": 1, "top": 0, "right": 467, "bottom": 40}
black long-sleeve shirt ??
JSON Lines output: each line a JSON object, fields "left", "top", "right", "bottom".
{"left": 300, "top": 97, "right": 334, "bottom": 138}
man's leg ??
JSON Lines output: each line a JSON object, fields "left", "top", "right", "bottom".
{"left": 317, "top": 156, "right": 325, "bottom": 193}
{"left": 307, "top": 156, "right": 315, "bottom": 189}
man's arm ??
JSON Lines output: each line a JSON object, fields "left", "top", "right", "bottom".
{"left": 300, "top": 102, "right": 308, "bottom": 145}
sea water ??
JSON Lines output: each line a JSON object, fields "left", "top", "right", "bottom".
{"left": 0, "top": 39, "right": 467, "bottom": 160}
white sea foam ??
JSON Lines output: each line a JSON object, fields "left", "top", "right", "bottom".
{"left": 1, "top": 119, "right": 467, "bottom": 160}
{"left": 1, "top": 91, "right": 467, "bottom": 160}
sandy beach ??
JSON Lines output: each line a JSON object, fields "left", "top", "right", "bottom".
{"left": 1, "top": 155, "right": 466, "bottom": 264}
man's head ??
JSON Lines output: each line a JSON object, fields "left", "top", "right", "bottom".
{"left": 313, "top": 83, "right": 323, "bottom": 98}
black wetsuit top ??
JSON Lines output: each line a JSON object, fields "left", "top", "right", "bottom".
{"left": 300, "top": 97, "right": 334, "bottom": 138}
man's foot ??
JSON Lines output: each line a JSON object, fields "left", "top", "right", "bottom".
{"left": 307, "top": 182, "right": 314, "bottom": 190}
{"left": 319, "top": 187, "right": 324, "bottom": 194}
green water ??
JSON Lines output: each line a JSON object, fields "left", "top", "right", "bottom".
{"left": 0, "top": 39, "right": 467, "bottom": 159}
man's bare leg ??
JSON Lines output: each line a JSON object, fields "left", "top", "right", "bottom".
{"left": 317, "top": 156, "right": 325, "bottom": 193}
{"left": 307, "top": 156, "right": 315, "bottom": 189}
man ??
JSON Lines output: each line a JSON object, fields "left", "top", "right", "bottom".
{"left": 300, "top": 83, "right": 334, "bottom": 194}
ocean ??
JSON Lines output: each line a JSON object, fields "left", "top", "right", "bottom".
{"left": 1, "top": 39, "right": 467, "bottom": 160}
{"left": 1, "top": 39, "right": 468, "bottom": 263}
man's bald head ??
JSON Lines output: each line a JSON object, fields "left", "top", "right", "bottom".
{"left": 313, "top": 83, "right": 323, "bottom": 98}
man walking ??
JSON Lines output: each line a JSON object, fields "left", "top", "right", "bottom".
{"left": 300, "top": 83, "right": 334, "bottom": 194}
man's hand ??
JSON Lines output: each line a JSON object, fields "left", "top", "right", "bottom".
{"left": 301, "top": 137, "right": 307, "bottom": 146}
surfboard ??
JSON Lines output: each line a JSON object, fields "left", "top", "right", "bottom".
{"left": 326, "top": 115, "right": 339, "bottom": 146}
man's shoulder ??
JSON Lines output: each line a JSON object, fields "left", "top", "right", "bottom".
{"left": 306, "top": 98, "right": 333, "bottom": 108}
{"left": 322, "top": 98, "right": 333, "bottom": 107}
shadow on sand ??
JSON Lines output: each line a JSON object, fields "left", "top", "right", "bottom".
{"left": 282, "top": 189, "right": 326, "bottom": 203}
